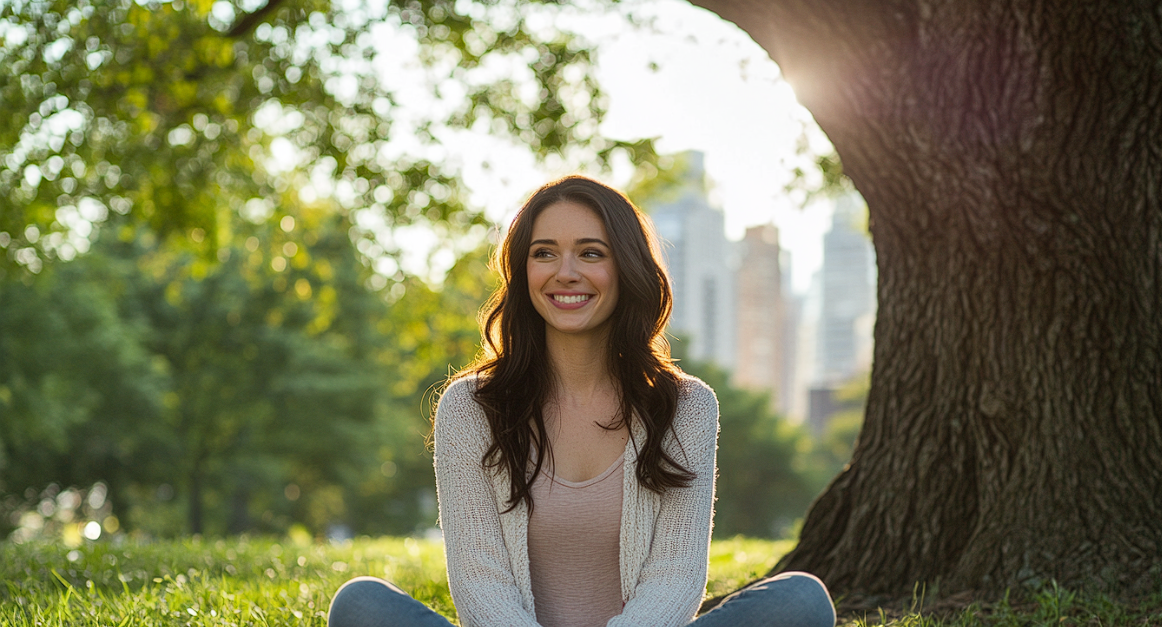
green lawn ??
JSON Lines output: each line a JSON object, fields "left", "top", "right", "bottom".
{"left": 0, "top": 535, "right": 784, "bottom": 626}
{"left": 1, "top": 536, "right": 1157, "bottom": 626}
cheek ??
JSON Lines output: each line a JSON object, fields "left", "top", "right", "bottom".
{"left": 526, "top": 261, "right": 544, "bottom": 287}
{"left": 604, "top": 266, "right": 619, "bottom": 292}
{"left": 526, "top": 263, "right": 554, "bottom": 304}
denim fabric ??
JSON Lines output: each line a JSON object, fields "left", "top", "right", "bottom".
{"left": 691, "top": 572, "right": 836, "bottom": 627}
{"left": 328, "top": 577, "right": 454, "bottom": 627}
{"left": 328, "top": 571, "right": 835, "bottom": 627}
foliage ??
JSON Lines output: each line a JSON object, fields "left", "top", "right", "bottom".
{"left": 110, "top": 206, "right": 394, "bottom": 536}
{"left": 0, "top": 256, "right": 167, "bottom": 516}
{"left": 0, "top": 0, "right": 650, "bottom": 540}
{"left": 340, "top": 244, "right": 495, "bottom": 537}
{"left": 3, "top": 483, "right": 119, "bottom": 547}
{"left": 625, "top": 151, "right": 700, "bottom": 210}
{"left": 783, "top": 132, "right": 853, "bottom": 204}
{"left": 674, "top": 356, "right": 819, "bottom": 539}
{"left": 0, "top": 219, "right": 489, "bottom": 540}
{"left": 0, "top": 0, "right": 654, "bottom": 275}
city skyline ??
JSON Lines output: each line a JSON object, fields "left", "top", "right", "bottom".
{"left": 643, "top": 152, "right": 875, "bottom": 425}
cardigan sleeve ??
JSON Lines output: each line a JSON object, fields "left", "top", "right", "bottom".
{"left": 433, "top": 377, "right": 542, "bottom": 627}
{"left": 607, "top": 377, "right": 720, "bottom": 627}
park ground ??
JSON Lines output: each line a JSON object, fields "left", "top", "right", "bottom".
{"left": 1, "top": 536, "right": 1159, "bottom": 626}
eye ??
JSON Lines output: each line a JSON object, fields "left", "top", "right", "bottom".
{"left": 531, "top": 247, "right": 554, "bottom": 258}
{"left": 581, "top": 248, "right": 606, "bottom": 259}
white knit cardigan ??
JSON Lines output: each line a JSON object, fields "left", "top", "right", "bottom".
{"left": 433, "top": 374, "right": 719, "bottom": 627}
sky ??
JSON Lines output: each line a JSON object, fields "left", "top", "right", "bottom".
{"left": 601, "top": 1, "right": 841, "bottom": 294}
{"left": 506, "top": 0, "right": 837, "bottom": 293}
{"left": 365, "top": 0, "right": 843, "bottom": 293}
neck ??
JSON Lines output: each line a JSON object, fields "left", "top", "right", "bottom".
{"left": 544, "top": 327, "right": 614, "bottom": 402}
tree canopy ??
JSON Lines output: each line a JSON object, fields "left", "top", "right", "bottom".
{"left": 0, "top": 0, "right": 657, "bottom": 275}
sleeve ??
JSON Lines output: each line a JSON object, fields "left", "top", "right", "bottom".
{"left": 433, "top": 378, "right": 542, "bottom": 627}
{"left": 607, "top": 379, "right": 720, "bottom": 627}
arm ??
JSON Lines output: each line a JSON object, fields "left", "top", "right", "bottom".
{"left": 607, "top": 380, "right": 720, "bottom": 627}
{"left": 434, "top": 379, "right": 541, "bottom": 627}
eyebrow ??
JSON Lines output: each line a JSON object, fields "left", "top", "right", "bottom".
{"left": 530, "top": 238, "right": 611, "bottom": 247}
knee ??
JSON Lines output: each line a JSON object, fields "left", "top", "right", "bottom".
{"left": 328, "top": 577, "right": 403, "bottom": 627}
{"left": 766, "top": 572, "right": 836, "bottom": 627}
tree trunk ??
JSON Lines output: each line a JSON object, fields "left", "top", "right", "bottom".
{"left": 692, "top": 0, "right": 1162, "bottom": 600}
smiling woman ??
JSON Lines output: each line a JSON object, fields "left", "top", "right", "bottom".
{"left": 526, "top": 200, "right": 621, "bottom": 340}
{"left": 327, "top": 177, "right": 836, "bottom": 627}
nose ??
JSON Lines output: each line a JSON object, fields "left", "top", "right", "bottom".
{"left": 557, "top": 253, "right": 581, "bottom": 282}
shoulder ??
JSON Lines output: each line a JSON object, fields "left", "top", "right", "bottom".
{"left": 434, "top": 375, "right": 489, "bottom": 443}
{"left": 672, "top": 373, "right": 719, "bottom": 441}
{"left": 676, "top": 373, "right": 716, "bottom": 406}
{"left": 438, "top": 374, "right": 480, "bottom": 409}
{"left": 675, "top": 373, "right": 718, "bottom": 418}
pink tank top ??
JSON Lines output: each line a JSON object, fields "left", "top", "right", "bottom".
{"left": 527, "top": 455, "right": 625, "bottom": 627}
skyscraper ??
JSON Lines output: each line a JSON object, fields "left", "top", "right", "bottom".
{"left": 734, "top": 224, "right": 796, "bottom": 415}
{"left": 649, "top": 152, "right": 737, "bottom": 369}
{"left": 815, "top": 193, "right": 876, "bottom": 383}
{"left": 806, "top": 192, "right": 876, "bottom": 434}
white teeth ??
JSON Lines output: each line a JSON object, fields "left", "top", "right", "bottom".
{"left": 553, "top": 294, "right": 590, "bottom": 304}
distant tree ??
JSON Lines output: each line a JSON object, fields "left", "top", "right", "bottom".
{"left": 101, "top": 202, "right": 392, "bottom": 535}
{"left": 0, "top": 259, "right": 166, "bottom": 531}
{"left": 667, "top": 347, "right": 815, "bottom": 539}
{"left": 1, "top": 208, "right": 497, "bottom": 538}
{"left": 344, "top": 244, "right": 495, "bottom": 536}
{"left": 694, "top": 0, "right": 1162, "bottom": 601}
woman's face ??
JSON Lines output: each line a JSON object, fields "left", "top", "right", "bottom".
{"left": 526, "top": 200, "right": 620, "bottom": 341}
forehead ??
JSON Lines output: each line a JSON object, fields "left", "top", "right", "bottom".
{"left": 530, "top": 200, "right": 608, "bottom": 239}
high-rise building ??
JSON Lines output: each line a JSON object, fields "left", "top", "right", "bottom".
{"left": 649, "top": 152, "right": 737, "bottom": 369}
{"left": 815, "top": 193, "right": 876, "bottom": 383}
{"left": 733, "top": 224, "right": 796, "bottom": 415}
{"left": 806, "top": 192, "right": 877, "bottom": 434}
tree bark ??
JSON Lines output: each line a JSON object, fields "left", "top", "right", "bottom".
{"left": 691, "top": 0, "right": 1162, "bottom": 601}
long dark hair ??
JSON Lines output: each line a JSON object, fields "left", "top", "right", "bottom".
{"left": 462, "top": 175, "right": 693, "bottom": 513}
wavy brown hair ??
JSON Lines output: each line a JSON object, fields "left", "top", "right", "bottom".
{"left": 460, "top": 175, "right": 693, "bottom": 513}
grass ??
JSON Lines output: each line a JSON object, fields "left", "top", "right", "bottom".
{"left": 0, "top": 535, "right": 784, "bottom": 626}
{"left": 835, "top": 579, "right": 1162, "bottom": 627}
{"left": 1, "top": 536, "right": 1158, "bottom": 626}
{"left": 843, "top": 591, "right": 1162, "bottom": 627}
{"left": 1, "top": 536, "right": 451, "bottom": 626}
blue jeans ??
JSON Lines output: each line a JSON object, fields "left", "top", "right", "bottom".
{"left": 328, "top": 572, "right": 835, "bottom": 627}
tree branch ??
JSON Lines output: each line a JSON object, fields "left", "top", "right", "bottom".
{"left": 227, "top": 0, "right": 289, "bottom": 39}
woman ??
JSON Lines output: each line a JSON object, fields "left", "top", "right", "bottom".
{"left": 329, "top": 176, "right": 836, "bottom": 627}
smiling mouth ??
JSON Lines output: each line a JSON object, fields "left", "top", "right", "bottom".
{"left": 553, "top": 294, "right": 591, "bottom": 304}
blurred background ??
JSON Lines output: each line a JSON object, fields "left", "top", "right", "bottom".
{"left": 0, "top": 0, "right": 870, "bottom": 545}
